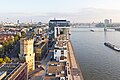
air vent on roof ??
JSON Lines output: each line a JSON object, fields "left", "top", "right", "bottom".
{"left": 48, "top": 73, "right": 52, "bottom": 75}
{"left": 61, "top": 71, "right": 64, "bottom": 74}
{"left": 51, "top": 64, "right": 54, "bottom": 65}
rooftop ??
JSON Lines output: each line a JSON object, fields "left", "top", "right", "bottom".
{"left": 0, "top": 63, "right": 27, "bottom": 80}
{"left": 44, "top": 62, "right": 67, "bottom": 80}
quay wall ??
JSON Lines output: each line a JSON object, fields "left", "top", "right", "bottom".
{"left": 68, "top": 40, "right": 84, "bottom": 80}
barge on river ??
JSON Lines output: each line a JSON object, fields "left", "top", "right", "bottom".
{"left": 104, "top": 42, "right": 120, "bottom": 52}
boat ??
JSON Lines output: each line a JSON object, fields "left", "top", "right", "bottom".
{"left": 90, "top": 29, "right": 94, "bottom": 32}
{"left": 104, "top": 42, "right": 120, "bottom": 52}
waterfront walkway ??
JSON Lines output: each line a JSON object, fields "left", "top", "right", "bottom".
{"left": 68, "top": 41, "right": 84, "bottom": 80}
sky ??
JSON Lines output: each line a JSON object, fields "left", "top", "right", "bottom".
{"left": 0, "top": 0, "right": 120, "bottom": 23}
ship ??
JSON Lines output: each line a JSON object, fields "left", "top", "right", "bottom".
{"left": 104, "top": 42, "right": 120, "bottom": 52}
{"left": 90, "top": 29, "right": 94, "bottom": 32}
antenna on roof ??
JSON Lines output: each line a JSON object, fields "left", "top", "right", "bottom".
{"left": 54, "top": 18, "right": 56, "bottom": 20}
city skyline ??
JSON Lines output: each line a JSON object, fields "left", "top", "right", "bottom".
{"left": 1, "top": 0, "right": 120, "bottom": 23}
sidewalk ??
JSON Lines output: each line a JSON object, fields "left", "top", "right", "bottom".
{"left": 68, "top": 41, "right": 84, "bottom": 80}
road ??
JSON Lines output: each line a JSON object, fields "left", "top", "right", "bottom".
{"left": 29, "top": 41, "right": 55, "bottom": 80}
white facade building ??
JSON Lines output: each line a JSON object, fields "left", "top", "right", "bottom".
{"left": 54, "top": 49, "right": 68, "bottom": 62}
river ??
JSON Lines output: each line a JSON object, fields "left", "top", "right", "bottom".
{"left": 71, "top": 28, "right": 120, "bottom": 80}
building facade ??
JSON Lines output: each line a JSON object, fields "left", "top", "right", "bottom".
{"left": 19, "top": 38, "right": 35, "bottom": 72}
{"left": 0, "top": 63, "right": 28, "bottom": 80}
{"left": 49, "top": 20, "right": 70, "bottom": 38}
{"left": 34, "top": 41, "right": 48, "bottom": 61}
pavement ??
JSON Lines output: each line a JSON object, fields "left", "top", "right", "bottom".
{"left": 30, "top": 69, "right": 44, "bottom": 80}
{"left": 68, "top": 41, "right": 84, "bottom": 80}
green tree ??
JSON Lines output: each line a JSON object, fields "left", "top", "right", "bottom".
{"left": 8, "top": 39, "right": 14, "bottom": 50}
{"left": 14, "top": 35, "right": 19, "bottom": 41}
{"left": 0, "top": 58, "right": 4, "bottom": 63}
{"left": 4, "top": 56, "right": 12, "bottom": 63}
{"left": 21, "top": 31, "right": 26, "bottom": 38}
{"left": 9, "top": 39, "right": 14, "bottom": 45}
{"left": 31, "top": 32, "right": 35, "bottom": 38}
{"left": 3, "top": 41, "right": 9, "bottom": 51}
{"left": 3, "top": 41, "right": 9, "bottom": 47}
{"left": 0, "top": 48, "right": 3, "bottom": 56}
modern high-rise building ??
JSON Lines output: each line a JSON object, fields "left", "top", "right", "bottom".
{"left": 49, "top": 19, "right": 70, "bottom": 38}
{"left": 104, "top": 19, "right": 110, "bottom": 25}
{"left": 19, "top": 38, "right": 35, "bottom": 72}
{"left": 49, "top": 20, "right": 70, "bottom": 31}
{"left": 17, "top": 20, "right": 20, "bottom": 24}
{"left": 110, "top": 19, "right": 112, "bottom": 24}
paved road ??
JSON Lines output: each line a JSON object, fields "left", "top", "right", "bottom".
{"left": 41, "top": 41, "right": 55, "bottom": 65}
{"left": 29, "top": 41, "right": 55, "bottom": 80}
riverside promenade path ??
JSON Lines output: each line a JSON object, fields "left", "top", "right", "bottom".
{"left": 68, "top": 41, "right": 84, "bottom": 80}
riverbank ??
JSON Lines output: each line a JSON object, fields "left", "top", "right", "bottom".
{"left": 68, "top": 40, "right": 84, "bottom": 80}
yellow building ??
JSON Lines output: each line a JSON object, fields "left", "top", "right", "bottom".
{"left": 19, "top": 38, "right": 35, "bottom": 72}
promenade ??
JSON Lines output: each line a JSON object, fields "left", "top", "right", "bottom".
{"left": 68, "top": 41, "right": 84, "bottom": 80}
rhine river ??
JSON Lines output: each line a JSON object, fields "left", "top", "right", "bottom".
{"left": 71, "top": 28, "right": 120, "bottom": 80}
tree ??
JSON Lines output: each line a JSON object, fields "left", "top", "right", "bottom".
{"left": 9, "top": 39, "right": 14, "bottom": 45}
{"left": 31, "top": 32, "right": 35, "bottom": 38}
{"left": 3, "top": 41, "right": 9, "bottom": 47}
{"left": 21, "top": 31, "right": 26, "bottom": 38}
{"left": 0, "top": 48, "right": 3, "bottom": 56}
{"left": 3, "top": 41, "right": 9, "bottom": 51}
{"left": 0, "top": 58, "right": 4, "bottom": 63}
{"left": 8, "top": 39, "right": 14, "bottom": 50}
{"left": 4, "top": 56, "right": 12, "bottom": 63}
{"left": 14, "top": 35, "right": 19, "bottom": 41}
{"left": 3, "top": 41, "right": 9, "bottom": 52}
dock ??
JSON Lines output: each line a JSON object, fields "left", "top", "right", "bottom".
{"left": 67, "top": 41, "right": 84, "bottom": 80}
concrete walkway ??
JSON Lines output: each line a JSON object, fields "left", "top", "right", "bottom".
{"left": 68, "top": 41, "right": 84, "bottom": 80}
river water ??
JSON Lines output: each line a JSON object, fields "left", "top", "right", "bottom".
{"left": 71, "top": 28, "right": 120, "bottom": 80}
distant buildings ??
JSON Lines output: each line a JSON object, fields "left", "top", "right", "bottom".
{"left": 95, "top": 23, "right": 105, "bottom": 27}
{"left": 110, "top": 19, "right": 112, "bottom": 24}
{"left": 104, "top": 19, "right": 110, "bottom": 25}
{"left": 19, "top": 38, "right": 35, "bottom": 72}
{"left": 96, "top": 19, "right": 113, "bottom": 27}
{"left": 0, "top": 63, "right": 28, "bottom": 80}
{"left": 104, "top": 19, "right": 112, "bottom": 25}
